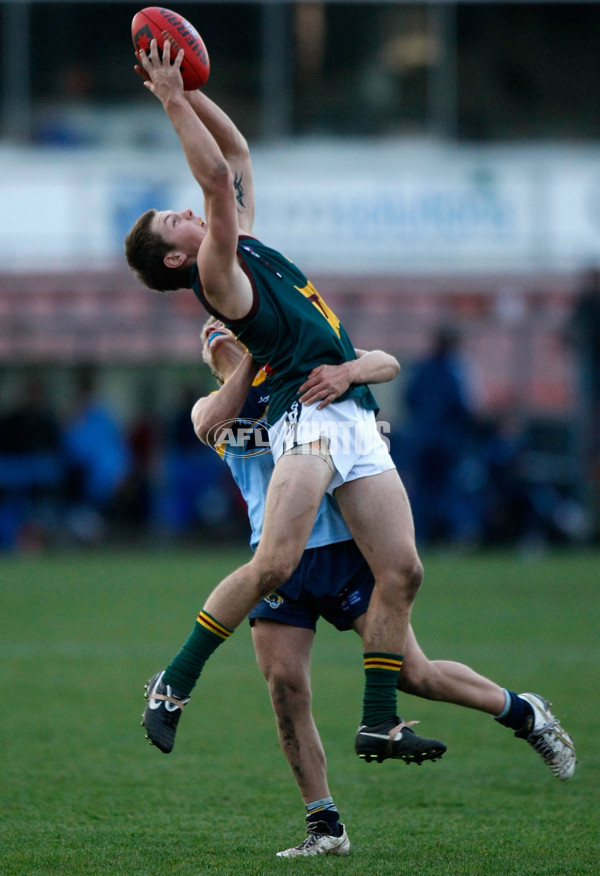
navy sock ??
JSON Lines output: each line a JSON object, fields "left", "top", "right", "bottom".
{"left": 494, "top": 690, "right": 534, "bottom": 733}
{"left": 306, "top": 797, "right": 341, "bottom": 837}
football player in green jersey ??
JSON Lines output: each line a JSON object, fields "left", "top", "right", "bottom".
{"left": 124, "top": 41, "right": 574, "bottom": 790}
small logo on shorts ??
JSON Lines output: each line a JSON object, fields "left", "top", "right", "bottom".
{"left": 341, "top": 589, "right": 363, "bottom": 611}
{"left": 287, "top": 401, "right": 300, "bottom": 425}
{"left": 264, "top": 592, "right": 284, "bottom": 609}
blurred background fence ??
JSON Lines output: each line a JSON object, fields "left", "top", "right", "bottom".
{"left": 1, "top": 0, "right": 599, "bottom": 552}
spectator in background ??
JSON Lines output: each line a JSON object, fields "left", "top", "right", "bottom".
{"left": 0, "top": 377, "right": 62, "bottom": 456}
{"left": 0, "top": 377, "right": 63, "bottom": 550}
{"left": 62, "top": 371, "right": 131, "bottom": 542}
{"left": 479, "top": 410, "right": 535, "bottom": 546}
{"left": 112, "top": 393, "right": 162, "bottom": 535}
{"left": 565, "top": 266, "right": 600, "bottom": 541}
{"left": 400, "top": 326, "right": 481, "bottom": 546}
{"left": 159, "top": 386, "right": 235, "bottom": 538}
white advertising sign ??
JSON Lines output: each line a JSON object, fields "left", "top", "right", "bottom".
{"left": 2, "top": 144, "right": 600, "bottom": 274}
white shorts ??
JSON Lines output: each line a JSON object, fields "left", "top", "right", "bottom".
{"left": 268, "top": 398, "right": 396, "bottom": 493}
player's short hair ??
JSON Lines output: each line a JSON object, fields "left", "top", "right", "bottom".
{"left": 124, "top": 209, "right": 190, "bottom": 292}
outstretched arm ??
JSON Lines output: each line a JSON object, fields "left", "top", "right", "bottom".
{"left": 298, "top": 349, "right": 400, "bottom": 409}
{"left": 135, "top": 44, "right": 254, "bottom": 226}
{"left": 137, "top": 41, "right": 237, "bottom": 229}
{"left": 191, "top": 353, "right": 260, "bottom": 445}
{"left": 137, "top": 40, "right": 253, "bottom": 319}
{"left": 184, "top": 90, "right": 255, "bottom": 233}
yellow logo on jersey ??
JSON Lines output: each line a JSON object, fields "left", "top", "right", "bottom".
{"left": 296, "top": 281, "right": 341, "bottom": 338}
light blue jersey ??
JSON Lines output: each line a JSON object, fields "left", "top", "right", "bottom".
{"left": 225, "top": 450, "right": 351, "bottom": 551}
{"left": 214, "top": 374, "right": 351, "bottom": 551}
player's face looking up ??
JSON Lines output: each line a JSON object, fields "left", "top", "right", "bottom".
{"left": 152, "top": 208, "right": 207, "bottom": 260}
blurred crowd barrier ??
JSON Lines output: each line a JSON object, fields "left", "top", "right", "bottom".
{"left": 0, "top": 267, "right": 598, "bottom": 552}
{"left": 0, "top": 371, "right": 246, "bottom": 552}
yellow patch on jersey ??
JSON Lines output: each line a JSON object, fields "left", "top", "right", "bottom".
{"left": 296, "top": 281, "right": 341, "bottom": 338}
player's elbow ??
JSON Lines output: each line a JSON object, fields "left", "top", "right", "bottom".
{"left": 204, "top": 159, "right": 234, "bottom": 198}
{"left": 226, "top": 132, "right": 250, "bottom": 164}
{"left": 194, "top": 424, "right": 211, "bottom": 446}
{"left": 387, "top": 356, "right": 401, "bottom": 379}
{"left": 191, "top": 400, "right": 213, "bottom": 445}
{"left": 376, "top": 350, "right": 400, "bottom": 380}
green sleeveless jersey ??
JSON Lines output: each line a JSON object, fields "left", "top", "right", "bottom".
{"left": 191, "top": 235, "right": 378, "bottom": 425}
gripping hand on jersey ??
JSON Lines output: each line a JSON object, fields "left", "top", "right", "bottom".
{"left": 297, "top": 362, "right": 354, "bottom": 410}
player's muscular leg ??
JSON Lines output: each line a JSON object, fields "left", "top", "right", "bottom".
{"left": 352, "top": 615, "right": 506, "bottom": 714}
{"left": 204, "top": 452, "right": 333, "bottom": 629}
{"left": 400, "top": 627, "right": 506, "bottom": 714}
{"left": 252, "top": 451, "right": 334, "bottom": 586}
{"left": 335, "top": 469, "right": 422, "bottom": 656}
{"left": 252, "top": 621, "right": 330, "bottom": 803}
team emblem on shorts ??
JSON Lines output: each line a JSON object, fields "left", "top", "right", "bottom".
{"left": 264, "top": 592, "right": 284, "bottom": 609}
{"left": 341, "top": 589, "right": 363, "bottom": 612}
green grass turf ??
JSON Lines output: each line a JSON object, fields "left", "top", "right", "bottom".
{"left": 0, "top": 547, "right": 598, "bottom": 875}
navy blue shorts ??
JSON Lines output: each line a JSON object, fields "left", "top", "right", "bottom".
{"left": 248, "top": 539, "right": 374, "bottom": 631}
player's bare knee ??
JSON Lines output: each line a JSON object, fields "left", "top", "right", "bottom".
{"left": 270, "top": 674, "right": 311, "bottom": 712}
{"left": 257, "top": 567, "right": 292, "bottom": 598}
{"left": 251, "top": 559, "right": 297, "bottom": 599}
{"left": 380, "top": 556, "right": 423, "bottom": 603}
{"left": 405, "top": 556, "right": 424, "bottom": 599}
{"left": 397, "top": 663, "right": 434, "bottom": 698}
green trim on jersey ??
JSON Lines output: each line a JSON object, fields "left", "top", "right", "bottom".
{"left": 191, "top": 236, "right": 378, "bottom": 424}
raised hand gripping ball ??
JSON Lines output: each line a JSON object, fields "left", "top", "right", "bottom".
{"left": 131, "top": 7, "right": 210, "bottom": 90}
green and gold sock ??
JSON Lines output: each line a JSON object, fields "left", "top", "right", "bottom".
{"left": 162, "top": 610, "right": 232, "bottom": 697}
{"left": 361, "top": 652, "right": 403, "bottom": 727}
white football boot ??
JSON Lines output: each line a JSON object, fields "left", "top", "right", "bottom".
{"left": 276, "top": 823, "right": 350, "bottom": 858}
{"left": 517, "top": 693, "right": 576, "bottom": 780}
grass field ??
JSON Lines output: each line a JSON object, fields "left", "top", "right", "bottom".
{"left": 1, "top": 547, "right": 598, "bottom": 875}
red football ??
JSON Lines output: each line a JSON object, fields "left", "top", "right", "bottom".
{"left": 131, "top": 7, "right": 210, "bottom": 90}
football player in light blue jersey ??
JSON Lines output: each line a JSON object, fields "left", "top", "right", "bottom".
{"left": 190, "top": 318, "right": 576, "bottom": 857}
